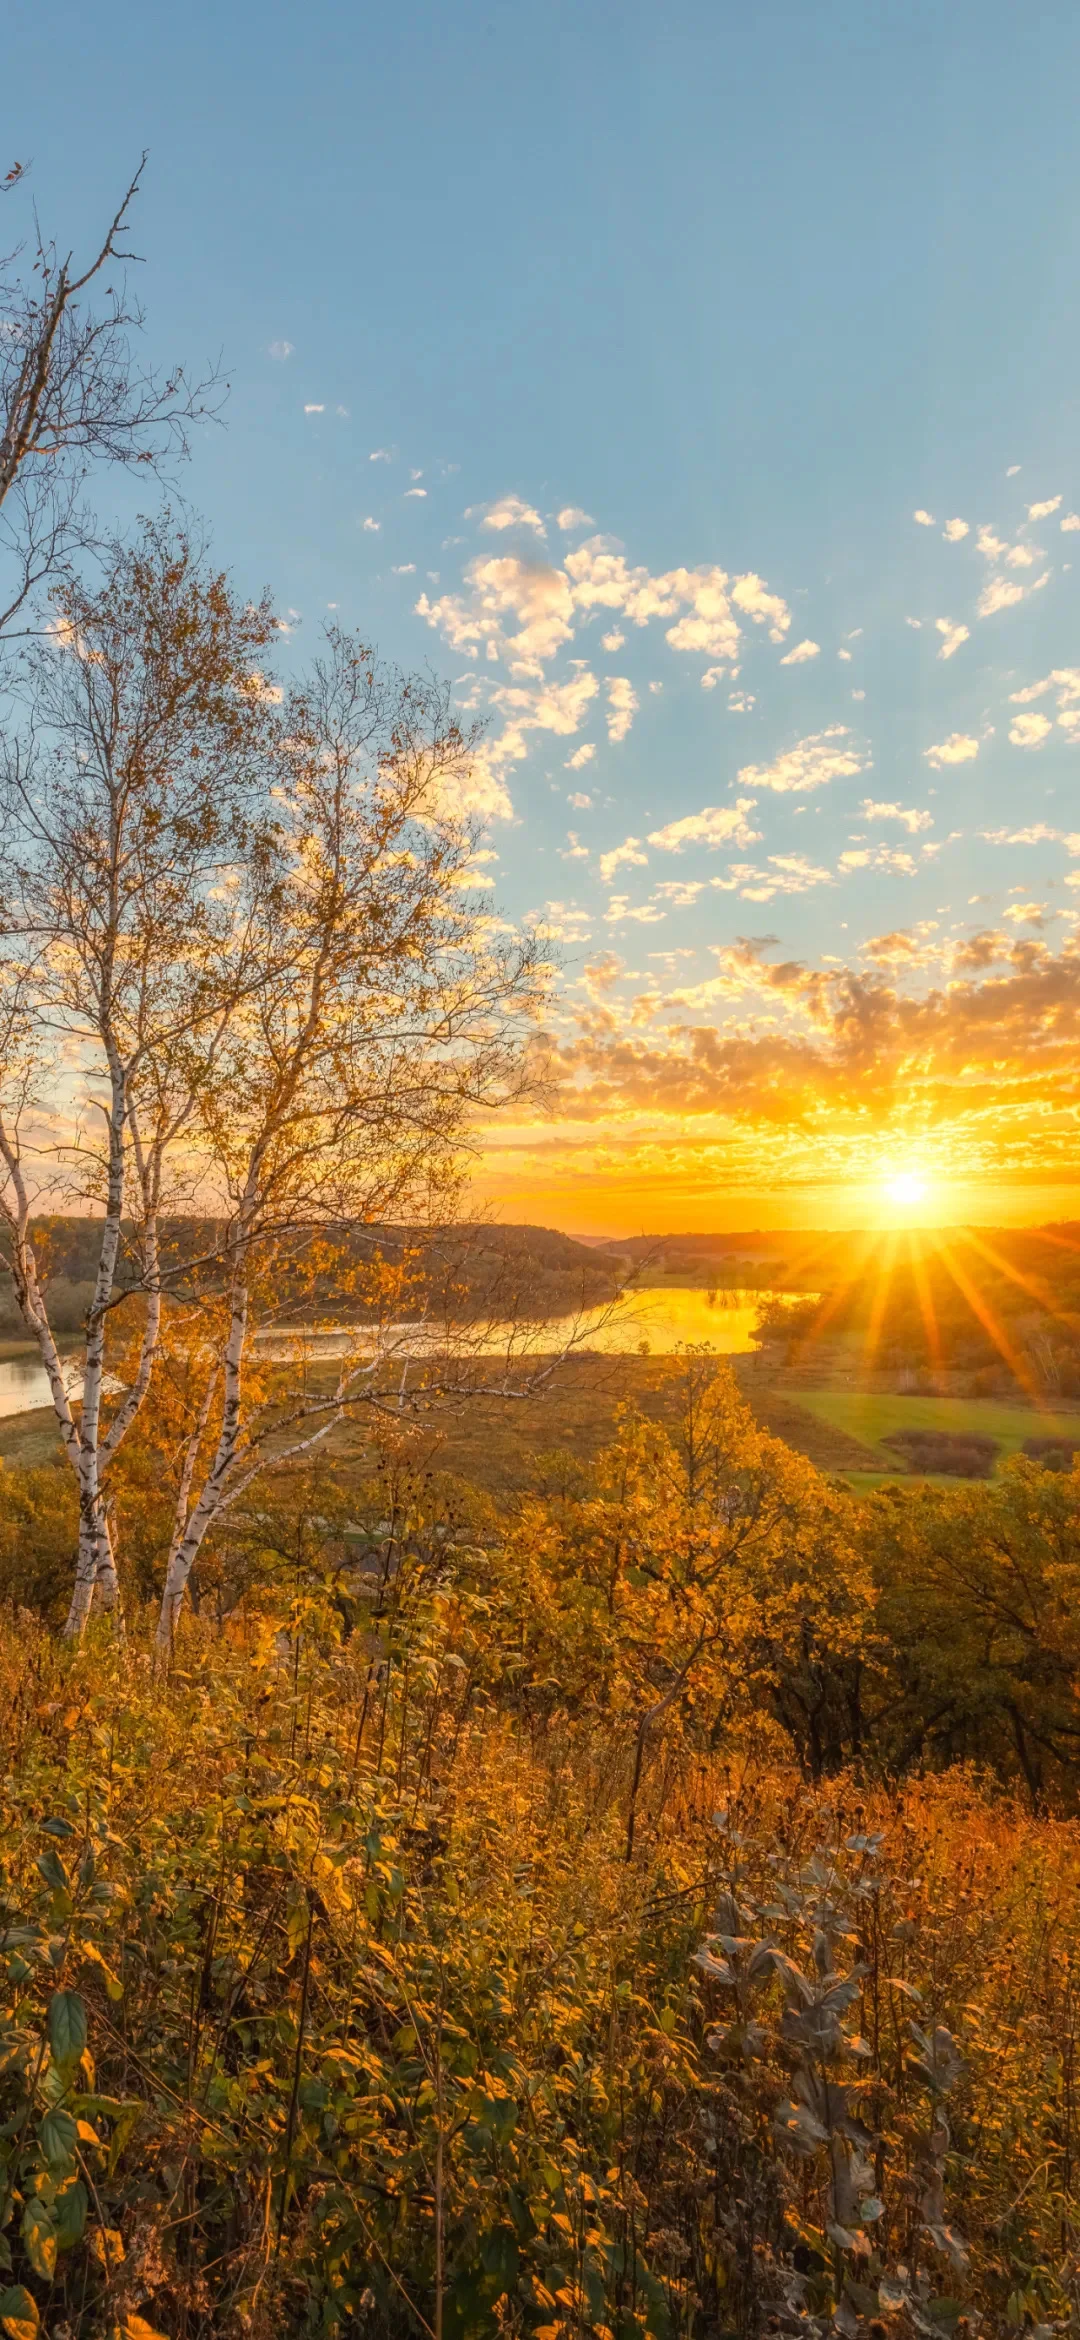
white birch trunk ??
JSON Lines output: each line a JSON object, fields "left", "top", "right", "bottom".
{"left": 155, "top": 1280, "right": 248, "bottom": 1653}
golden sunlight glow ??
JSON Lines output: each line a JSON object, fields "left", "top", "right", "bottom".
{"left": 885, "top": 1169, "right": 929, "bottom": 1206}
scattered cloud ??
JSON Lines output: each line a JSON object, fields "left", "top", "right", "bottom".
{"left": 1062, "top": 514, "right": 1080, "bottom": 533}
{"left": 362, "top": 517, "right": 380, "bottom": 533}
{"left": 647, "top": 799, "right": 761, "bottom": 854}
{"left": 268, "top": 339, "right": 293, "bottom": 360}
{"left": 1009, "top": 711, "right": 1053, "bottom": 748}
{"left": 914, "top": 509, "right": 936, "bottom": 526}
{"left": 924, "top": 733, "right": 979, "bottom": 767}
{"left": 599, "top": 838, "right": 649, "bottom": 884}
{"left": 979, "top": 576, "right": 1025, "bottom": 616}
{"left": 567, "top": 789, "right": 594, "bottom": 808}
{"left": 557, "top": 506, "right": 594, "bottom": 530}
{"left": 600, "top": 628, "right": 625, "bottom": 652}
{"left": 1029, "top": 495, "right": 1062, "bottom": 520}
{"left": 728, "top": 691, "right": 755, "bottom": 711}
{"left": 935, "top": 618, "right": 969, "bottom": 659}
{"left": 779, "top": 638, "right": 821, "bottom": 665}
{"left": 566, "top": 743, "right": 596, "bottom": 770}
{"left": 405, "top": 487, "right": 428, "bottom": 499}
{"left": 392, "top": 562, "right": 416, "bottom": 575}
{"left": 861, "top": 800, "right": 934, "bottom": 833}
{"left": 839, "top": 845, "right": 917, "bottom": 875}
{"left": 560, "top": 832, "right": 589, "bottom": 861}
{"left": 737, "top": 725, "right": 864, "bottom": 795}
{"left": 303, "top": 403, "right": 325, "bottom": 414}
{"left": 472, "top": 494, "right": 546, "bottom": 536}
{"left": 943, "top": 517, "right": 969, "bottom": 542}
{"left": 606, "top": 677, "right": 639, "bottom": 744}
{"left": 370, "top": 448, "right": 393, "bottom": 462}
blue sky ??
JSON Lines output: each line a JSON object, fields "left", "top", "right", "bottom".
{"left": 6, "top": 0, "right": 1080, "bottom": 1228}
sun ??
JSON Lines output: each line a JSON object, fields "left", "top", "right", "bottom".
{"left": 885, "top": 1168, "right": 929, "bottom": 1206}
{"left": 887, "top": 1170, "right": 928, "bottom": 1203}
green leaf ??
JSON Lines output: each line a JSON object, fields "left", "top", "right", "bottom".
{"left": 47, "top": 1992, "right": 87, "bottom": 2070}
{"left": 34, "top": 1851, "right": 67, "bottom": 1896}
{"left": 21, "top": 2199, "right": 55, "bottom": 2281}
{"left": 51, "top": 2178, "right": 87, "bottom": 2253}
{"left": 39, "top": 2109, "right": 77, "bottom": 2170}
{"left": 39, "top": 1819, "right": 75, "bottom": 1841}
{"left": 0, "top": 2285, "right": 38, "bottom": 2340}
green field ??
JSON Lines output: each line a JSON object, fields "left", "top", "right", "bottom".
{"left": 794, "top": 1389, "right": 1080, "bottom": 1477}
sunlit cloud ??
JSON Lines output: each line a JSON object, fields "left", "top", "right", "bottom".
{"left": 943, "top": 517, "right": 969, "bottom": 541}
{"left": 935, "top": 618, "right": 969, "bottom": 659}
{"left": 1009, "top": 711, "right": 1053, "bottom": 747}
{"left": 862, "top": 799, "right": 934, "bottom": 832}
{"left": 924, "top": 733, "right": 979, "bottom": 767}
{"left": 913, "top": 509, "right": 936, "bottom": 526}
{"left": 737, "top": 725, "right": 864, "bottom": 795}
{"left": 779, "top": 638, "right": 821, "bottom": 665}
{"left": 646, "top": 799, "right": 761, "bottom": 853}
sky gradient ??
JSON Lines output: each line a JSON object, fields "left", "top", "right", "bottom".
{"left": 6, "top": 0, "right": 1080, "bottom": 1232}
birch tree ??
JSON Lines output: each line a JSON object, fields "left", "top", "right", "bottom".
{"left": 0, "top": 155, "right": 220, "bottom": 638}
{"left": 0, "top": 534, "right": 545, "bottom": 1640}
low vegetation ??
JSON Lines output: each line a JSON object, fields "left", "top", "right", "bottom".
{"left": 0, "top": 1359, "right": 1078, "bottom": 2333}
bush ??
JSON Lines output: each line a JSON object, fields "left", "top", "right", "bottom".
{"left": 883, "top": 1427, "right": 1000, "bottom": 1478}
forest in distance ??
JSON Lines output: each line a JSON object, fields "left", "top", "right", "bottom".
{"left": 1, "top": 129, "right": 1080, "bottom": 2340}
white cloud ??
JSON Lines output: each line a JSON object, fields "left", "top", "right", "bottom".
{"left": 913, "top": 509, "right": 936, "bottom": 526}
{"left": 737, "top": 724, "right": 863, "bottom": 795}
{"left": 1007, "top": 464, "right": 1021, "bottom": 477}
{"left": 710, "top": 855, "right": 831, "bottom": 903}
{"left": 942, "top": 518, "right": 969, "bottom": 542}
{"left": 362, "top": 517, "right": 380, "bottom": 533}
{"left": 779, "top": 638, "right": 821, "bottom": 665}
{"left": 268, "top": 339, "right": 293, "bottom": 360}
{"left": 370, "top": 448, "right": 392, "bottom": 462}
{"left": 729, "top": 572, "right": 791, "bottom": 640}
{"left": 564, "top": 540, "right": 790, "bottom": 654}
{"left": 978, "top": 575, "right": 1025, "bottom": 616}
{"left": 557, "top": 506, "right": 594, "bottom": 530}
{"left": 976, "top": 526, "right": 1007, "bottom": 561}
{"left": 1006, "top": 543, "right": 1038, "bottom": 568}
{"left": 560, "top": 831, "right": 589, "bottom": 861}
{"left": 604, "top": 897, "right": 666, "bottom": 925}
{"left": 935, "top": 617, "right": 970, "bottom": 659}
{"left": 1062, "top": 514, "right": 1080, "bottom": 533}
{"left": 416, "top": 556, "right": 575, "bottom": 677}
{"left": 472, "top": 495, "right": 546, "bottom": 536}
{"left": 405, "top": 487, "right": 428, "bottom": 499}
{"left": 700, "top": 666, "right": 727, "bottom": 690}
{"left": 606, "top": 676, "right": 639, "bottom": 743}
{"left": 905, "top": 617, "right": 922, "bottom": 630}
{"left": 647, "top": 798, "right": 760, "bottom": 853}
{"left": 838, "top": 648, "right": 852, "bottom": 662}
{"left": 599, "top": 838, "right": 649, "bottom": 883}
{"left": 653, "top": 879, "right": 705, "bottom": 906}
{"left": 489, "top": 671, "right": 600, "bottom": 764}
{"left": 303, "top": 403, "right": 325, "bottom": 414}
{"left": 567, "top": 790, "right": 593, "bottom": 808}
{"left": 839, "top": 845, "right": 917, "bottom": 875}
{"left": 565, "top": 743, "right": 596, "bottom": 770}
{"left": 1003, "top": 900, "right": 1049, "bottom": 924}
{"left": 728, "top": 691, "right": 755, "bottom": 711}
{"left": 392, "top": 562, "right": 416, "bottom": 575}
{"left": 861, "top": 799, "right": 933, "bottom": 833}
{"left": 924, "top": 733, "right": 979, "bottom": 767}
{"left": 1009, "top": 711, "right": 1053, "bottom": 747}
{"left": 1028, "top": 495, "right": 1062, "bottom": 520}
{"left": 600, "top": 628, "right": 625, "bottom": 652}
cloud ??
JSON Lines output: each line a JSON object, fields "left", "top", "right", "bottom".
{"left": 600, "top": 628, "right": 625, "bottom": 652}
{"left": 370, "top": 448, "right": 392, "bottom": 462}
{"left": 392, "top": 562, "right": 416, "bottom": 574}
{"left": 560, "top": 832, "right": 589, "bottom": 861}
{"left": 473, "top": 494, "right": 546, "bottom": 536}
{"left": 737, "top": 725, "right": 864, "bottom": 795}
{"left": 700, "top": 667, "right": 727, "bottom": 689}
{"left": 303, "top": 403, "right": 325, "bottom": 414}
{"left": 779, "top": 638, "right": 821, "bottom": 665}
{"left": 728, "top": 690, "right": 755, "bottom": 712}
{"left": 978, "top": 575, "right": 1023, "bottom": 616}
{"left": 861, "top": 799, "right": 934, "bottom": 833}
{"left": 935, "top": 618, "right": 969, "bottom": 659}
{"left": 566, "top": 743, "right": 596, "bottom": 770}
{"left": 567, "top": 789, "right": 593, "bottom": 808}
{"left": 606, "top": 676, "right": 638, "bottom": 743}
{"left": 405, "top": 487, "right": 428, "bottom": 499}
{"left": 416, "top": 556, "right": 576, "bottom": 677}
{"left": 268, "top": 339, "right": 293, "bottom": 360}
{"left": 362, "top": 517, "right": 380, "bottom": 533}
{"left": 943, "top": 518, "right": 969, "bottom": 541}
{"left": 976, "top": 527, "right": 1007, "bottom": 561}
{"left": 489, "top": 671, "right": 600, "bottom": 764}
{"left": 557, "top": 507, "right": 594, "bottom": 530}
{"left": 1028, "top": 495, "right": 1062, "bottom": 520}
{"left": 1002, "top": 901, "right": 1050, "bottom": 925}
{"left": 924, "top": 733, "right": 979, "bottom": 767}
{"left": 654, "top": 879, "right": 706, "bottom": 907}
{"left": 603, "top": 895, "right": 665, "bottom": 925}
{"left": 564, "top": 540, "right": 790, "bottom": 654}
{"left": 914, "top": 509, "right": 936, "bottom": 526}
{"left": 1062, "top": 514, "right": 1080, "bottom": 533}
{"left": 1009, "top": 711, "right": 1053, "bottom": 747}
{"left": 839, "top": 846, "right": 917, "bottom": 875}
{"left": 599, "top": 838, "right": 649, "bottom": 883}
{"left": 647, "top": 798, "right": 761, "bottom": 853}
